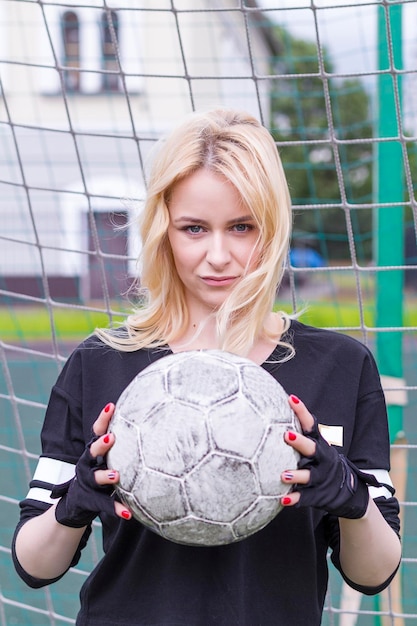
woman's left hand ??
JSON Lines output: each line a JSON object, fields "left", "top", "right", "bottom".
{"left": 281, "top": 394, "right": 377, "bottom": 519}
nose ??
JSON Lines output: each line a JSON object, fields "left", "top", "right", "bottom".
{"left": 206, "top": 232, "right": 231, "bottom": 269}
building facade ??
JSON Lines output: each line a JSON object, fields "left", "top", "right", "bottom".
{"left": 0, "top": 0, "right": 278, "bottom": 302}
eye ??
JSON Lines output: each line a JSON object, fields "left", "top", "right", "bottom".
{"left": 184, "top": 224, "right": 204, "bottom": 234}
{"left": 232, "top": 223, "right": 255, "bottom": 233}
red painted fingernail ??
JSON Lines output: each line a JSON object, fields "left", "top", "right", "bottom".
{"left": 283, "top": 471, "right": 294, "bottom": 481}
{"left": 288, "top": 432, "right": 297, "bottom": 441}
{"left": 103, "top": 434, "right": 110, "bottom": 444}
{"left": 121, "top": 510, "right": 131, "bottom": 520}
{"left": 104, "top": 403, "right": 112, "bottom": 413}
{"left": 108, "top": 471, "right": 117, "bottom": 480}
{"left": 290, "top": 394, "right": 300, "bottom": 404}
{"left": 282, "top": 497, "right": 292, "bottom": 505}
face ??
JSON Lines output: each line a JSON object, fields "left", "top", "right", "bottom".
{"left": 167, "top": 168, "right": 260, "bottom": 319}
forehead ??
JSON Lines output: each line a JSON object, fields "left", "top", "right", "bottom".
{"left": 168, "top": 169, "right": 248, "bottom": 217}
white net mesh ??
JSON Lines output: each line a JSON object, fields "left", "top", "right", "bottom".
{"left": 1, "top": 1, "right": 417, "bottom": 624}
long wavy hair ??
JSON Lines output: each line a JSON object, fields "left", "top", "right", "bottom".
{"left": 96, "top": 108, "right": 293, "bottom": 358}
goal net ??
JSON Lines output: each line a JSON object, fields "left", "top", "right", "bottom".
{"left": 1, "top": 1, "right": 416, "bottom": 624}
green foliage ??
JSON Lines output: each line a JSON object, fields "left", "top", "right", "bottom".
{"left": 270, "top": 25, "right": 374, "bottom": 262}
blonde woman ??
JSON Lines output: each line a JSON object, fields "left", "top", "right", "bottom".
{"left": 13, "top": 109, "right": 401, "bottom": 626}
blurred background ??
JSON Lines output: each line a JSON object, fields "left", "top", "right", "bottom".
{"left": 1, "top": 1, "right": 416, "bottom": 624}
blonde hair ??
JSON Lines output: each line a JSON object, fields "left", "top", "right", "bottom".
{"left": 96, "top": 108, "right": 293, "bottom": 357}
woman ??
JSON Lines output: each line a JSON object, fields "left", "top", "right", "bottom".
{"left": 12, "top": 109, "right": 401, "bottom": 625}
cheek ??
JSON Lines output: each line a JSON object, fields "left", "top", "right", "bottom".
{"left": 169, "top": 242, "right": 196, "bottom": 273}
{"left": 167, "top": 228, "right": 176, "bottom": 252}
{"left": 242, "top": 240, "right": 261, "bottom": 271}
{"left": 167, "top": 231, "right": 183, "bottom": 264}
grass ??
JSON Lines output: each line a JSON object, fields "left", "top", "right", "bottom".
{"left": 0, "top": 305, "right": 127, "bottom": 342}
{"left": 2, "top": 301, "right": 417, "bottom": 344}
{"left": 285, "top": 298, "right": 417, "bottom": 329}
{"left": 287, "top": 303, "right": 376, "bottom": 328}
{"left": 2, "top": 272, "right": 417, "bottom": 343}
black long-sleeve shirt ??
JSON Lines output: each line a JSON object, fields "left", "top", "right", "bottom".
{"left": 13, "top": 320, "right": 400, "bottom": 625}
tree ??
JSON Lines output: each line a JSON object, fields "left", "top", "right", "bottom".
{"left": 269, "top": 25, "right": 374, "bottom": 262}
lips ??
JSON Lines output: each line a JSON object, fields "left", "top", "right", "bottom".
{"left": 201, "top": 276, "right": 237, "bottom": 286}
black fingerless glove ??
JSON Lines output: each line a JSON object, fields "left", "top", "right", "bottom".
{"left": 296, "top": 418, "right": 386, "bottom": 519}
{"left": 51, "top": 438, "right": 116, "bottom": 528}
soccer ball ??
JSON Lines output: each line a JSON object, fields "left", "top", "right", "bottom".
{"left": 107, "top": 350, "right": 301, "bottom": 546}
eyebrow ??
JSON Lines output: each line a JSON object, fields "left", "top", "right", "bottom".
{"left": 172, "top": 215, "right": 255, "bottom": 226}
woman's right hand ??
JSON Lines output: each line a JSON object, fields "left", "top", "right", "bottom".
{"left": 52, "top": 403, "right": 132, "bottom": 527}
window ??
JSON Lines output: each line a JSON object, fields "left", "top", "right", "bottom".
{"left": 55, "top": 8, "right": 131, "bottom": 95}
{"left": 61, "top": 11, "right": 80, "bottom": 92}
{"left": 101, "top": 11, "right": 120, "bottom": 92}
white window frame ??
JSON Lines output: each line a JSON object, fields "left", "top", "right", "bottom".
{"left": 39, "top": 5, "right": 143, "bottom": 95}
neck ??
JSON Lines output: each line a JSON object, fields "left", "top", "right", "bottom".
{"left": 169, "top": 312, "right": 284, "bottom": 364}
{"left": 170, "top": 315, "right": 218, "bottom": 352}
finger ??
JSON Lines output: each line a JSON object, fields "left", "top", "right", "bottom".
{"left": 284, "top": 429, "right": 316, "bottom": 457}
{"left": 92, "top": 403, "right": 115, "bottom": 437}
{"left": 94, "top": 468, "right": 120, "bottom": 486}
{"left": 288, "top": 394, "right": 315, "bottom": 432}
{"left": 115, "top": 500, "right": 133, "bottom": 521}
{"left": 90, "top": 430, "right": 115, "bottom": 459}
{"left": 90, "top": 426, "right": 115, "bottom": 458}
{"left": 281, "top": 492, "right": 301, "bottom": 507}
{"left": 281, "top": 469, "right": 310, "bottom": 485}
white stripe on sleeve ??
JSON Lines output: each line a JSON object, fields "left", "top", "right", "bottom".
{"left": 26, "top": 487, "right": 58, "bottom": 505}
{"left": 26, "top": 457, "right": 76, "bottom": 504}
{"left": 360, "top": 468, "right": 394, "bottom": 499}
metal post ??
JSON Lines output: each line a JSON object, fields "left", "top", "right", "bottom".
{"left": 374, "top": 4, "right": 404, "bottom": 626}
{"left": 374, "top": 3, "right": 404, "bottom": 444}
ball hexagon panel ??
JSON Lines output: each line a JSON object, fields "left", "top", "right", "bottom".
{"left": 167, "top": 353, "right": 239, "bottom": 407}
{"left": 161, "top": 518, "right": 235, "bottom": 546}
{"left": 107, "top": 417, "right": 141, "bottom": 492}
{"left": 140, "top": 400, "right": 210, "bottom": 477}
{"left": 233, "top": 497, "right": 283, "bottom": 539}
{"left": 132, "top": 470, "right": 188, "bottom": 522}
{"left": 208, "top": 395, "right": 266, "bottom": 458}
{"left": 240, "top": 364, "right": 294, "bottom": 424}
{"left": 115, "top": 369, "right": 168, "bottom": 423}
{"left": 255, "top": 424, "right": 299, "bottom": 496}
{"left": 119, "top": 490, "right": 159, "bottom": 531}
{"left": 185, "top": 453, "right": 258, "bottom": 522}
